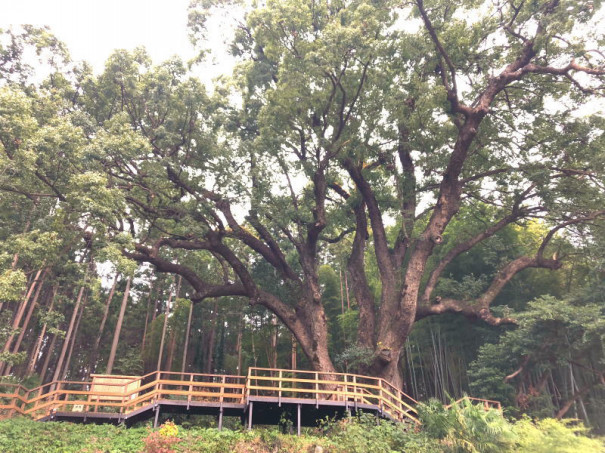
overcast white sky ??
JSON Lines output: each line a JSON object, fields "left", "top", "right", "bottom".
{"left": 0, "top": 0, "right": 235, "bottom": 79}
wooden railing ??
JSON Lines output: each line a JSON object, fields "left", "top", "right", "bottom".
{"left": 15, "top": 371, "right": 245, "bottom": 420}
{"left": 2, "top": 368, "right": 505, "bottom": 426}
{"left": 0, "top": 383, "right": 28, "bottom": 417}
{"left": 246, "top": 368, "right": 420, "bottom": 424}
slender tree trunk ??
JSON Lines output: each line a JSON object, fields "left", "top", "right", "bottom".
{"left": 3, "top": 272, "right": 47, "bottom": 375}
{"left": 344, "top": 271, "right": 351, "bottom": 311}
{"left": 339, "top": 270, "right": 345, "bottom": 316}
{"left": 204, "top": 301, "right": 219, "bottom": 373}
{"left": 51, "top": 285, "right": 86, "bottom": 384}
{"left": 156, "top": 279, "right": 176, "bottom": 371}
{"left": 165, "top": 329, "right": 177, "bottom": 372}
{"left": 268, "top": 315, "right": 278, "bottom": 368}
{"left": 39, "top": 333, "right": 57, "bottom": 384}
{"left": 291, "top": 334, "right": 297, "bottom": 370}
{"left": 181, "top": 301, "right": 194, "bottom": 374}
{"left": 556, "top": 381, "right": 596, "bottom": 419}
{"left": 87, "top": 274, "right": 119, "bottom": 377}
{"left": 235, "top": 315, "right": 243, "bottom": 375}
{"left": 0, "top": 268, "right": 45, "bottom": 374}
{"left": 106, "top": 277, "right": 131, "bottom": 374}
{"left": 141, "top": 280, "right": 155, "bottom": 354}
{"left": 25, "top": 286, "right": 58, "bottom": 377}
{"left": 61, "top": 292, "right": 86, "bottom": 381}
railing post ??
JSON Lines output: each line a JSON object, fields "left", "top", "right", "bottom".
{"left": 246, "top": 368, "right": 251, "bottom": 401}
{"left": 315, "top": 372, "right": 319, "bottom": 408}
{"left": 278, "top": 370, "right": 282, "bottom": 406}
{"left": 188, "top": 374, "right": 193, "bottom": 409}
{"left": 220, "top": 375, "right": 226, "bottom": 405}
{"left": 379, "top": 379, "right": 383, "bottom": 414}
{"left": 344, "top": 374, "right": 349, "bottom": 412}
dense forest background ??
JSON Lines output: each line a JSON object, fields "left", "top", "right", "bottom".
{"left": 1, "top": 0, "right": 604, "bottom": 434}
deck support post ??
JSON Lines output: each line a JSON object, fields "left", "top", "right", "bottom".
{"left": 247, "top": 402, "right": 253, "bottom": 430}
{"left": 218, "top": 406, "right": 224, "bottom": 431}
{"left": 297, "top": 403, "right": 301, "bottom": 436}
{"left": 153, "top": 405, "right": 160, "bottom": 428}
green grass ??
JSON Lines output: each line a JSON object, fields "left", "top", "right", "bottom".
{"left": 0, "top": 404, "right": 603, "bottom": 453}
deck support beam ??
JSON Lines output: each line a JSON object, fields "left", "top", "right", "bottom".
{"left": 297, "top": 403, "right": 301, "bottom": 436}
{"left": 247, "top": 402, "right": 253, "bottom": 430}
{"left": 153, "top": 405, "right": 160, "bottom": 428}
{"left": 218, "top": 407, "right": 223, "bottom": 431}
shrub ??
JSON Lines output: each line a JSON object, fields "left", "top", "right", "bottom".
{"left": 142, "top": 421, "right": 181, "bottom": 453}
{"left": 418, "top": 398, "right": 516, "bottom": 453}
{"left": 514, "top": 417, "right": 604, "bottom": 453}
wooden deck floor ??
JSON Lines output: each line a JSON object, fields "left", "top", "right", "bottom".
{"left": 0, "top": 367, "right": 501, "bottom": 431}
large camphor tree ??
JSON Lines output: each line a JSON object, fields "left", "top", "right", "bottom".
{"left": 4, "top": 1, "right": 603, "bottom": 387}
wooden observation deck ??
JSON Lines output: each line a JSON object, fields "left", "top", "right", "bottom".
{"left": 0, "top": 367, "right": 500, "bottom": 432}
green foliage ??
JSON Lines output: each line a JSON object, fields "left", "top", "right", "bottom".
{"left": 417, "top": 398, "right": 605, "bottom": 453}
{"left": 0, "top": 413, "right": 603, "bottom": 453}
{"left": 419, "top": 398, "right": 516, "bottom": 452}
{"left": 0, "top": 418, "right": 145, "bottom": 453}
{"left": 0, "top": 269, "right": 26, "bottom": 304}
{"left": 514, "top": 417, "right": 605, "bottom": 453}
{"left": 330, "top": 413, "right": 440, "bottom": 453}
{"left": 469, "top": 293, "right": 605, "bottom": 419}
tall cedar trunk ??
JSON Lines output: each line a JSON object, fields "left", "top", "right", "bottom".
{"left": 51, "top": 285, "right": 86, "bottom": 384}
{"left": 106, "top": 277, "right": 131, "bottom": 374}
{"left": 269, "top": 315, "right": 278, "bottom": 369}
{"left": 204, "top": 300, "right": 219, "bottom": 374}
{"left": 39, "top": 333, "right": 57, "bottom": 384}
{"left": 61, "top": 292, "right": 86, "bottom": 381}
{"left": 165, "top": 329, "right": 177, "bottom": 372}
{"left": 156, "top": 279, "right": 176, "bottom": 371}
{"left": 141, "top": 280, "right": 155, "bottom": 355}
{"left": 291, "top": 334, "right": 297, "bottom": 370}
{"left": 180, "top": 301, "right": 194, "bottom": 374}
{"left": 25, "top": 286, "right": 58, "bottom": 377}
{"left": 235, "top": 315, "right": 243, "bottom": 375}
{"left": 87, "top": 274, "right": 119, "bottom": 377}
{"left": 0, "top": 268, "right": 45, "bottom": 374}
{"left": 3, "top": 273, "right": 47, "bottom": 375}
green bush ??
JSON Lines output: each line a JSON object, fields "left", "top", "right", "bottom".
{"left": 418, "top": 398, "right": 516, "bottom": 452}
{"left": 330, "top": 413, "right": 442, "bottom": 453}
{"left": 418, "top": 398, "right": 605, "bottom": 453}
{"left": 514, "top": 417, "right": 604, "bottom": 453}
{"left": 0, "top": 410, "right": 603, "bottom": 452}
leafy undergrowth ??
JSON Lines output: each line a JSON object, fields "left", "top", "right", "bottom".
{"left": 0, "top": 402, "right": 603, "bottom": 453}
